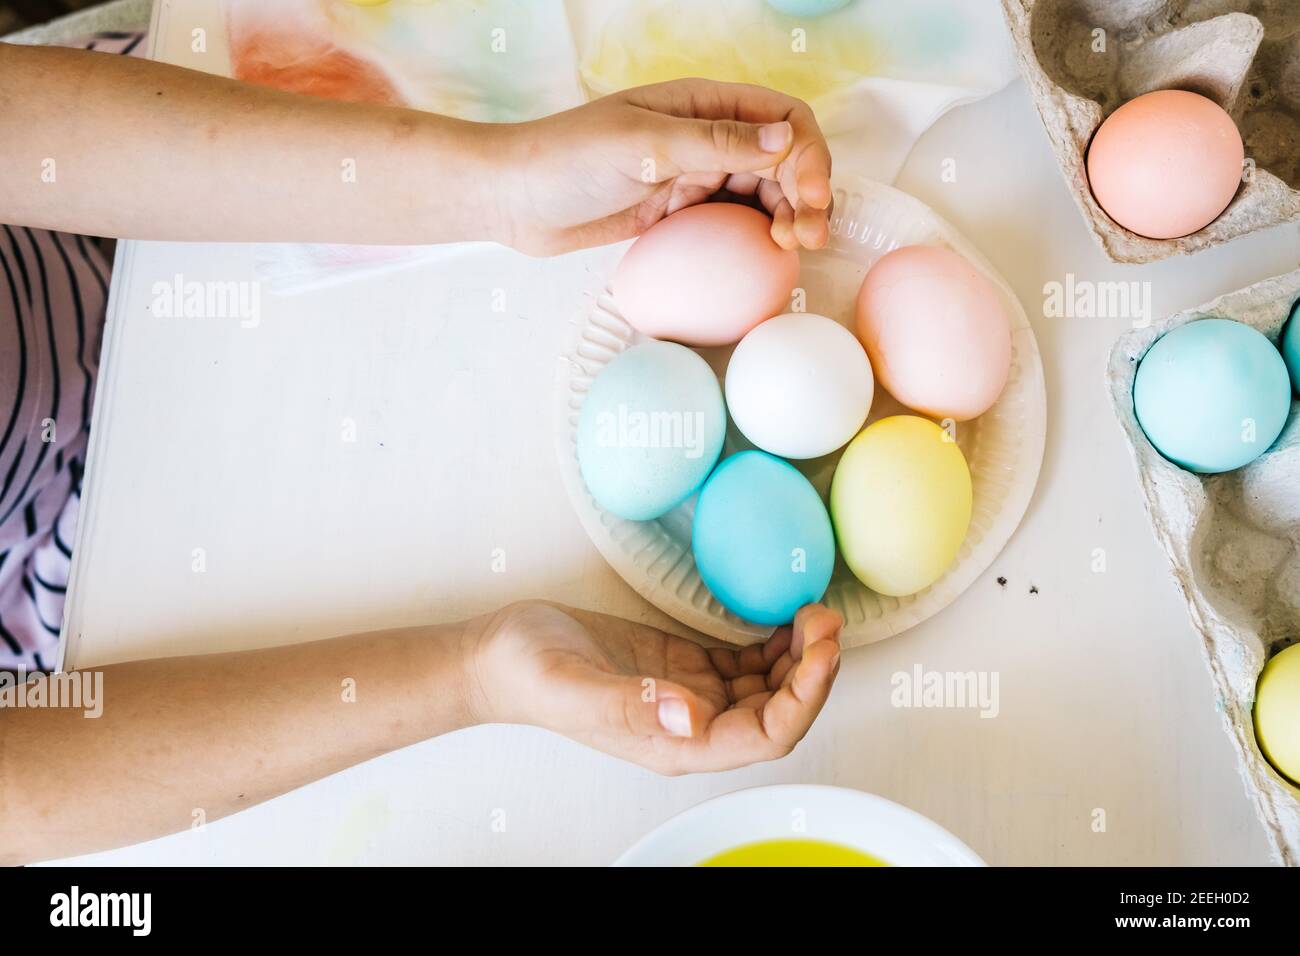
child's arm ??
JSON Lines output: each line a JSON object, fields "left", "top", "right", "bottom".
{"left": 0, "top": 42, "right": 498, "bottom": 245}
{"left": 0, "top": 43, "right": 831, "bottom": 251}
{"left": 1, "top": 620, "right": 479, "bottom": 865}
{"left": 0, "top": 601, "right": 840, "bottom": 864}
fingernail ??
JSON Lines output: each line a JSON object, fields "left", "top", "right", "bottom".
{"left": 759, "top": 121, "right": 792, "bottom": 152}
{"left": 658, "top": 698, "right": 692, "bottom": 737}
{"left": 830, "top": 649, "right": 841, "bottom": 671}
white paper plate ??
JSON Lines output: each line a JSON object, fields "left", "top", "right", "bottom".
{"left": 613, "top": 784, "right": 985, "bottom": 867}
{"left": 555, "top": 174, "right": 1046, "bottom": 648}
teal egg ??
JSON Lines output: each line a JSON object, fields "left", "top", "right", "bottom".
{"left": 577, "top": 341, "right": 725, "bottom": 521}
{"left": 1282, "top": 299, "right": 1300, "bottom": 393}
{"left": 1134, "top": 318, "right": 1291, "bottom": 474}
{"left": 691, "top": 451, "right": 835, "bottom": 626}
{"left": 765, "top": 0, "right": 852, "bottom": 15}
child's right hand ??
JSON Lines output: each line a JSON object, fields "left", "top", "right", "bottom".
{"left": 463, "top": 600, "right": 842, "bottom": 775}
{"left": 491, "top": 77, "right": 834, "bottom": 256}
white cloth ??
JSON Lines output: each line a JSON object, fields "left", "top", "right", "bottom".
{"left": 568, "top": 0, "right": 1018, "bottom": 181}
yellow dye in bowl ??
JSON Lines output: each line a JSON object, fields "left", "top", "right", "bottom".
{"left": 699, "top": 839, "right": 886, "bottom": 867}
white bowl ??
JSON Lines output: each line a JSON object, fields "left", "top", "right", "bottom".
{"left": 614, "top": 784, "right": 985, "bottom": 867}
{"left": 555, "top": 174, "right": 1047, "bottom": 648}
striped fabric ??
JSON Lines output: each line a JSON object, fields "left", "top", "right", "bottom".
{"left": 0, "top": 31, "right": 143, "bottom": 673}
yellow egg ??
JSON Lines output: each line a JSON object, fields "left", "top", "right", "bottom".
{"left": 830, "top": 416, "right": 972, "bottom": 597}
{"left": 1254, "top": 643, "right": 1300, "bottom": 785}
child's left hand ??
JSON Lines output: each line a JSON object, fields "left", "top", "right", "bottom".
{"left": 465, "top": 600, "right": 842, "bottom": 774}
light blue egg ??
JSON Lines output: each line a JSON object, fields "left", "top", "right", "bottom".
{"left": 1134, "top": 318, "right": 1292, "bottom": 474}
{"left": 577, "top": 341, "right": 725, "bottom": 521}
{"left": 1282, "top": 299, "right": 1300, "bottom": 393}
{"left": 765, "top": 0, "right": 852, "bottom": 16}
{"left": 691, "top": 451, "right": 835, "bottom": 626}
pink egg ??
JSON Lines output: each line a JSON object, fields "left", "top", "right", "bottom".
{"left": 1086, "top": 89, "right": 1244, "bottom": 240}
{"left": 612, "top": 203, "right": 799, "bottom": 347}
{"left": 854, "top": 245, "right": 1011, "bottom": 422}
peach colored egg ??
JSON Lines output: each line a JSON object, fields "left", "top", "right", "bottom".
{"left": 612, "top": 203, "right": 799, "bottom": 347}
{"left": 854, "top": 245, "right": 1011, "bottom": 422}
{"left": 1086, "top": 89, "right": 1244, "bottom": 240}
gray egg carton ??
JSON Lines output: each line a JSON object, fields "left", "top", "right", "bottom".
{"left": 1003, "top": 0, "right": 1300, "bottom": 262}
{"left": 1108, "top": 267, "right": 1300, "bottom": 865}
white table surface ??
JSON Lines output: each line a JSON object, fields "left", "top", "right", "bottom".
{"left": 49, "top": 4, "right": 1300, "bottom": 866}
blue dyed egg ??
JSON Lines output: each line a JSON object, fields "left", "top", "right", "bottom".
{"left": 1134, "top": 318, "right": 1291, "bottom": 474}
{"left": 1281, "top": 299, "right": 1300, "bottom": 393}
{"left": 691, "top": 451, "right": 835, "bottom": 626}
{"left": 765, "top": 0, "right": 852, "bottom": 16}
{"left": 577, "top": 341, "right": 725, "bottom": 521}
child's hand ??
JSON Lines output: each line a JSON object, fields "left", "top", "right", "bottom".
{"left": 465, "top": 600, "right": 842, "bottom": 774}
{"left": 493, "top": 78, "right": 833, "bottom": 256}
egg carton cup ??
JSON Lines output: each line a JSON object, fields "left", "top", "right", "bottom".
{"left": 1003, "top": 0, "right": 1300, "bottom": 263}
{"left": 554, "top": 175, "right": 1046, "bottom": 650}
{"left": 1107, "top": 267, "right": 1300, "bottom": 865}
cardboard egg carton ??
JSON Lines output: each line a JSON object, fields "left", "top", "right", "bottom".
{"left": 1107, "top": 267, "right": 1300, "bottom": 865}
{"left": 1003, "top": 0, "right": 1300, "bottom": 263}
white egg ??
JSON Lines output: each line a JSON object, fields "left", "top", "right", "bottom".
{"left": 724, "top": 312, "right": 874, "bottom": 460}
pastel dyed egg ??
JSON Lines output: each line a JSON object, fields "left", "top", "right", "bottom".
{"left": 1254, "top": 643, "right": 1300, "bottom": 785}
{"left": 830, "top": 416, "right": 972, "bottom": 597}
{"left": 1087, "top": 90, "right": 1244, "bottom": 240}
{"left": 613, "top": 203, "right": 799, "bottom": 347}
{"left": 577, "top": 341, "right": 725, "bottom": 521}
{"left": 692, "top": 451, "right": 835, "bottom": 626}
{"left": 725, "top": 312, "right": 873, "bottom": 459}
{"left": 1281, "top": 299, "right": 1300, "bottom": 393}
{"left": 1133, "top": 319, "right": 1290, "bottom": 474}
{"left": 855, "top": 245, "right": 1011, "bottom": 421}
